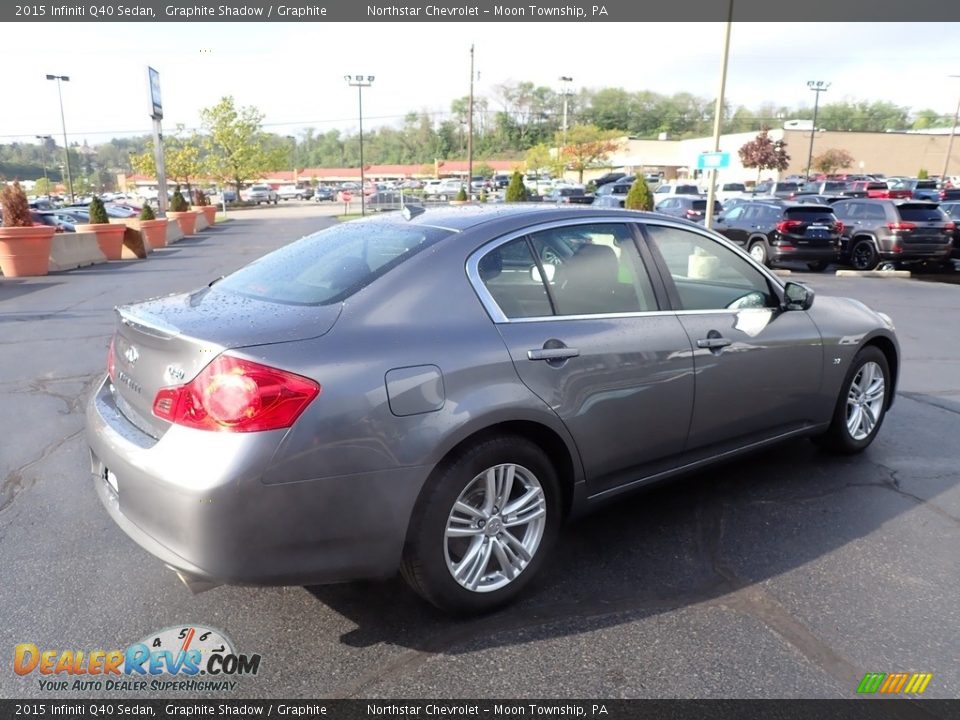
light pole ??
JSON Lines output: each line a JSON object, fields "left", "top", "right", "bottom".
{"left": 940, "top": 75, "right": 960, "bottom": 183}
{"left": 35, "top": 135, "right": 52, "bottom": 192}
{"left": 704, "top": 1, "right": 732, "bottom": 230}
{"left": 286, "top": 135, "right": 297, "bottom": 184}
{"left": 345, "top": 75, "right": 374, "bottom": 215}
{"left": 45, "top": 74, "right": 75, "bottom": 203}
{"left": 559, "top": 76, "right": 573, "bottom": 173}
{"left": 805, "top": 80, "right": 830, "bottom": 180}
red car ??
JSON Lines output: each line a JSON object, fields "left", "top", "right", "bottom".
{"left": 847, "top": 181, "right": 912, "bottom": 199}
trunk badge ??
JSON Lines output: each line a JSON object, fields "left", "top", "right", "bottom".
{"left": 123, "top": 346, "right": 139, "bottom": 365}
{"left": 165, "top": 365, "right": 186, "bottom": 383}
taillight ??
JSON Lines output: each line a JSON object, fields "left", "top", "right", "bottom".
{"left": 152, "top": 355, "right": 320, "bottom": 432}
{"left": 776, "top": 220, "right": 804, "bottom": 233}
{"left": 944, "top": 222, "right": 956, "bottom": 232}
{"left": 887, "top": 222, "right": 916, "bottom": 231}
{"left": 107, "top": 337, "right": 116, "bottom": 380}
{"left": 833, "top": 221, "right": 844, "bottom": 233}
{"left": 940, "top": 191, "right": 948, "bottom": 200}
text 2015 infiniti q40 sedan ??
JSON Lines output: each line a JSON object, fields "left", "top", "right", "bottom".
{"left": 86, "top": 205, "right": 900, "bottom": 614}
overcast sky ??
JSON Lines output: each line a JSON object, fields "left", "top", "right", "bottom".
{"left": 5, "top": 22, "right": 958, "bottom": 145}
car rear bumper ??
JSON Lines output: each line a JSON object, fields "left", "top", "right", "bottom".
{"left": 86, "top": 377, "right": 429, "bottom": 589}
{"left": 880, "top": 245, "right": 952, "bottom": 262}
{"left": 769, "top": 245, "right": 840, "bottom": 263}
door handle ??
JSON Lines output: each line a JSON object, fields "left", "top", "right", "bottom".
{"left": 527, "top": 347, "right": 580, "bottom": 361}
{"left": 696, "top": 337, "right": 732, "bottom": 350}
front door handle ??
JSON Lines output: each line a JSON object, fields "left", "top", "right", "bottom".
{"left": 527, "top": 347, "right": 580, "bottom": 361}
{"left": 696, "top": 337, "right": 732, "bottom": 350}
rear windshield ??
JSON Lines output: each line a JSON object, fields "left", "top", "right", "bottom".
{"left": 676, "top": 185, "right": 700, "bottom": 194}
{"left": 691, "top": 200, "right": 724, "bottom": 212}
{"left": 897, "top": 205, "right": 947, "bottom": 222}
{"left": 823, "top": 182, "right": 847, "bottom": 192}
{"left": 776, "top": 183, "right": 800, "bottom": 191}
{"left": 722, "top": 184, "right": 745, "bottom": 191}
{"left": 216, "top": 221, "right": 452, "bottom": 305}
{"left": 785, "top": 207, "right": 838, "bottom": 222}
{"left": 915, "top": 181, "right": 937, "bottom": 189}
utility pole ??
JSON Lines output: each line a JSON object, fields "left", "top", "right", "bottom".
{"left": 805, "top": 80, "right": 831, "bottom": 180}
{"left": 345, "top": 75, "right": 375, "bottom": 215}
{"left": 704, "top": 3, "right": 732, "bottom": 230}
{"left": 941, "top": 75, "right": 960, "bottom": 182}
{"left": 35, "top": 135, "right": 52, "bottom": 190}
{"left": 467, "top": 44, "right": 474, "bottom": 197}
{"left": 45, "top": 74, "right": 74, "bottom": 202}
{"left": 559, "top": 76, "right": 573, "bottom": 176}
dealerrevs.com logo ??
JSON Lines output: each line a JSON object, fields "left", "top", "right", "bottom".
{"left": 13, "top": 625, "right": 261, "bottom": 692}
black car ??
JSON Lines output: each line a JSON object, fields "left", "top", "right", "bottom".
{"left": 712, "top": 200, "right": 842, "bottom": 271}
{"left": 491, "top": 174, "right": 512, "bottom": 190}
{"left": 939, "top": 201, "right": 960, "bottom": 259}
{"left": 313, "top": 187, "right": 336, "bottom": 202}
{"left": 592, "top": 172, "right": 627, "bottom": 188}
{"left": 832, "top": 199, "right": 955, "bottom": 270}
{"left": 891, "top": 179, "right": 960, "bottom": 202}
{"left": 795, "top": 194, "right": 848, "bottom": 205}
{"left": 655, "top": 196, "right": 722, "bottom": 222}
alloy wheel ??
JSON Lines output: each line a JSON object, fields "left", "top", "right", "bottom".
{"left": 845, "top": 361, "right": 885, "bottom": 441}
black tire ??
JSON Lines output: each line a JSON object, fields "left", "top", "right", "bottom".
{"left": 401, "top": 435, "right": 562, "bottom": 616}
{"left": 807, "top": 260, "right": 831, "bottom": 272}
{"left": 748, "top": 239, "right": 770, "bottom": 267}
{"left": 296, "top": 194, "right": 303, "bottom": 200}
{"left": 850, "top": 239, "right": 879, "bottom": 271}
{"left": 814, "top": 345, "right": 891, "bottom": 454}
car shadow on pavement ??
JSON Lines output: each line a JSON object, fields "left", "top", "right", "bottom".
{"left": 306, "top": 412, "right": 959, "bottom": 656}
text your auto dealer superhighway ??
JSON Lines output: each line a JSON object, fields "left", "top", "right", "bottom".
{"left": 166, "top": 5, "right": 327, "bottom": 16}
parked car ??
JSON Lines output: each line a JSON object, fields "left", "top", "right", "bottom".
{"left": 86, "top": 205, "right": 899, "bottom": 614}
{"left": 714, "top": 182, "right": 747, "bottom": 203}
{"left": 795, "top": 194, "right": 848, "bottom": 205}
{"left": 491, "top": 174, "right": 512, "bottom": 189}
{"left": 845, "top": 181, "right": 911, "bottom": 200}
{"left": 751, "top": 181, "right": 802, "bottom": 199}
{"left": 591, "top": 172, "right": 626, "bottom": 187}
{"left": 543, "top": 187, "right": 593, "bottom": 205}
{"left": 313, "top": 187, "right": 336, "bottom": 202}
{"left": 243, "top": 185, "right": 280, "bottom": 204}
{"left": 425, "top": 178, "right": 466, "bottom": 200}
{"left": 277, "top": 185, "right": 314, "bottom": 201}
{"left": 655, "top": 196, "right": 723, "bottom": 222}
{"left": 652, "top": 183, "right": 702, "bottom": 205}
{"left": 890, "top": 179, "right": 960, "bottom": 202}
{"left": 30, "top": 210, "right": 73, "bottom": 232}
{"left": 799, "top": 181, "right": 850, "bottom": 196}
{"left": 831, "top": 199, "right": 955, "bottom": 270}
{"left": 938, "top": 201, "right": 960, "bottom": 259}
{"left": 591, "top": 178, "right": 634, "bottom": 208}
{"left": 711, "top": 200, "right": 843, "bottom": 270}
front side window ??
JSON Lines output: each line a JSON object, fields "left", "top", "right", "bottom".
{"left": 644, "top": 224, "right": 777, "bottom": 311}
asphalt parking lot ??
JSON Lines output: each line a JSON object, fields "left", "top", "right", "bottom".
{"left": 1, "top": 205, "right": 958, "bottom": 700}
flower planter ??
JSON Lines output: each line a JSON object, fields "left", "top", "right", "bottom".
{"left": 75, "top": 223, "right": 126, "bottom": 260}
{"left": 167, "top": 211, "right": 198, "bottom": 236}
{"left": 139, "top": 219, "right": 169, "bottom": 249}
{"left": 0, "top": 225, "right": 56, "bottom": 277}
{"left": 193, "top": 206, "right": 217, "bottom": 225}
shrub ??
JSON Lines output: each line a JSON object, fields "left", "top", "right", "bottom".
{"left": 192, "top": 188, "right": 210, "bottom": 206}
{"left": 505, "top": 171, "right": 527, "bottom": 202}
{"left": 139, "top": 204, "right": 156, "bottom": 221}
{"left": 917, "top": 168, "right": 929, "bottom": 179}
{"left": 455, "top": 186, "right": 468, "bottom": 202}
{"left": 0, "top": 181, "right": 32, "bottom": 227}
{"left": 479, "top": 190, "right": 488, "bottom": 204}
{"left": 170, "top": 185, "right": 189, "bottom": 212}
{"left": 88, "top": 196, "right": 110, "bottom": 224}
{"left": 585, "top": 180, "right": 597, "bottom": 194}
{"left": 624, "top": 177, "right": 654, "bottom": 211}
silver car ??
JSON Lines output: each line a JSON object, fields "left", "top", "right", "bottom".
{"left": 87, "top": 206, "right": 899, "bottom": 614}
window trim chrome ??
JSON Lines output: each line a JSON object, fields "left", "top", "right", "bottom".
{"left": 466, "top": 215, "right": 788, "bottom": 324}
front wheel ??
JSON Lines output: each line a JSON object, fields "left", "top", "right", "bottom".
{"left": 814, "top": 346, "right": 890, "bottom": 454}
{"left": 401, "top": 436, "right": 561, "bottom": 615}
{"left": 748, "top": 239, "right": 769, "bottom": 266}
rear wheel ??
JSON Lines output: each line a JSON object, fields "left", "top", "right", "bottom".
{"left": 814, "top": 346, "right": 890, "bottom": 454}
{"left": 850, "top": 240, "right": 879, "bottom": 270}
{"left": 748, "top": 239, "right": 769, "bottom": 266}
{"left": 401, "top": 435, "right": 561, "bottom": 615}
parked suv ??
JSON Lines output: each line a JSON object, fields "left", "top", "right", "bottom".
{"left": 890, "top": 179, "right": 960, "bottom": 202}
{"left": 712, "top": 200, "right": 842, "bottom": 270}
{"left": 277, "top": 185, "right": 314, "bottom": 201}
{"left": 832, "top": 199, "right": 955, "bottom": 270}
{"left": 846, "top": 181, "right": 911, "bottom": 200}
{"left": 751, "top": 181, "right": 802, "bottom": 199}
{"left": 243, "top": 184, "right": 279, "bottom": 204}
{"left": 655, "top": 196, "right": 723, "bottom": 221}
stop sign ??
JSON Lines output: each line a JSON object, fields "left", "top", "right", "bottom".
{"left": 341, "top": 191, "right": 353, "bottom": 202}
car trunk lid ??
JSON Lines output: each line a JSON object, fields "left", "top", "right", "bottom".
{"left": 111, "top": 288, "right": 341, "bottom": 439}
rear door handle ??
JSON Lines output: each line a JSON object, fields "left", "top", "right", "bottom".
{"left": 527, "top": 347, "right": 580, "bottom": 361}
{"left": 696, "top": 337, "right": 732, "bottom": 349}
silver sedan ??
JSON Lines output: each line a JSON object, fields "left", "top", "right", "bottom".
{"left": 87, "top": 206, "right": 899, "bottom": 614}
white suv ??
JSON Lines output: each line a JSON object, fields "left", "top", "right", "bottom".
{"left": 243, "top": 184, "right": 279, "bottom": 205}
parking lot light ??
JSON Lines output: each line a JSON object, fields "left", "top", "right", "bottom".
{"left": 805, "top": 80, "right": 831, "bottom": 180}
{"left": 45, "top": 73, "right": 75, "bottom": 203}
{"left": 35, "top": 135, "right": 52, "bottom": 189}
{"left": 345, "top": 75, "right": 375, "bottom": 215}
{"left": 941, "top": 75, "right": 960, "bottom": 183}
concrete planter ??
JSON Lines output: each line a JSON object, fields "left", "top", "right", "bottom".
{"left": 168, "top": 211, "right": 198, "bottom": 235}
{"left": 48, "top": 231, "right": 107, "bottom": 272}
{"left": 0, "top": 225, "right": 55, "bottom": 277}
{"left": 75, "top": 222, "right": 126, "bottom": 260}
{"left": 193, "top": 205, "right": 216, "bottom": 225}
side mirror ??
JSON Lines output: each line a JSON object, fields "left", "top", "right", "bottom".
{"left": 783, "top": 281, "right": 815, "bottom": 311}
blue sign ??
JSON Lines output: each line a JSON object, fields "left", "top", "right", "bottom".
{"left": 147, "top": 66, "right": 163, "bottom": 120}
{"left": 697, "top": 152, "right": 730, "bottom": 170}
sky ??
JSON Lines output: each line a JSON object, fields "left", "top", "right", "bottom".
{"left": 5, "top": 22, "right": 959, "bottom": 145}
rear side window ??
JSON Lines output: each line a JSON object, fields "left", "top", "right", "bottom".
{"left": 777, "top": 183, "right": 800, "bottom": 192}
{"left": 216, "top": 221, "right": 452, "bottom": 305}
{"left": 897, "top": 205, "right": 948, "bottom": 222}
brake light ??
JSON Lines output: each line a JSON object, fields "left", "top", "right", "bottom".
{"left": 887, "top": 222, "right": 916, "bottom": 231}
{"left": 776, "top": 220, "right": 804, "bottom": 233}
{"left": 944, "top": 222, "right": 956, "bottom": 232}
{"left": 940, "top": 191, "right": 949, "bottom": 200}
{"left": 107, "top": 337, "right": 116, "bottom": 380}
{"left": 152, "top": 355, "right": 320, "bottom": 432}
{"left": 833, "top": 221, "right": 844, "bottom": 233}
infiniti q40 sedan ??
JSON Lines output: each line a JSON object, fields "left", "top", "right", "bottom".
{"left": 87, "top": 206, "right": 899, "bottom": 614}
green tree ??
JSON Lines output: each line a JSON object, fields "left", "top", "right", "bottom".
{"left": 32, "top": 177, "right": 52, "bottom": 196}
{"left": 918, "top": 168, "right": 929, "bottom": 179}
{"left": 558, "top": 125, "right": 622, "bottom": 183}
{"left": 200, "top": 97, "right": 281, "bottom": 196}
{"left": 505, "top": 171, "right": 527, "bottom": 202}
{"left": 88, "top": 196, "right": 109, "bottom": 224}
{"left": 624, "top": 176, "right": 654, "bottom": 211}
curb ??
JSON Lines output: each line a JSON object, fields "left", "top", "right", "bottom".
{"left": 772, "top": 269, "right": 792, "bottom": 277}
{"left": 835, "top": 270, "right": 911, "bottom": 278}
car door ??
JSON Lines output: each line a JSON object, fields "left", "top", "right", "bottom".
{"left": 471, "top": 221, "right": 695, "bottom": 495}
{"left": 641, "top": 222, "right": 824, "bottom": 457}
{"left": 714, "top": 205, "right": 747, "bottom": 245}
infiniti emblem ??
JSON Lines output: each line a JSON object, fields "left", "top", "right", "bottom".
{"left": 123, "top": 345, "right": 140, "bottom": 365}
